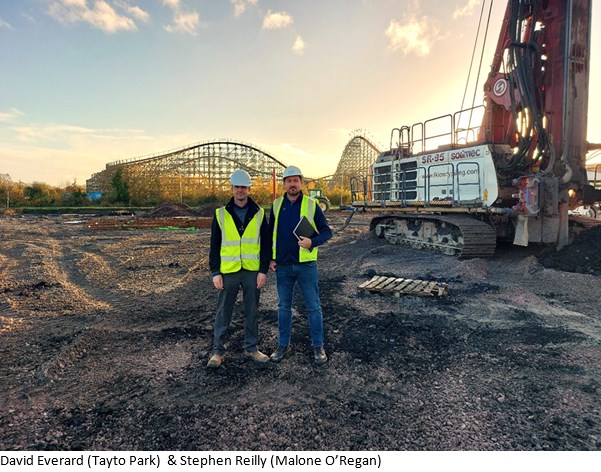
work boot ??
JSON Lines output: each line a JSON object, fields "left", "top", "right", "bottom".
{"left": 246, "top": 350, "right": 270, "bottom": 363}
{"left": 313, "top": 347, "right": 328, "bottom": 366}
{"left": 270, "top": 345, "right": 289, "bottom": 363}
{"left": 207, "top": 354, "right": 223, "bottom": 368}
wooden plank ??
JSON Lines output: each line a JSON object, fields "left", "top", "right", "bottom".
{"left": 405, "top": 280, "right": 423, "bottom": 294}
{"left": 406, "top": 280, "right": 424, "bottom": 294}
{"left": 385, "top": 278, "right": 406, "bottom": 296}
{"left": 414, "top": 280, "right": 431, "bottom": 294}
{"left": 371, "top": 277, "right": 395, "bottom": 290}
{"left": 376, "top": 277, "right": 401, "bottom": 291}
{"left": 363, "top": 276, "right": 386, "bottom": 290}
{"left": 372, "top": 276, "right": 393, "bottom": 290}
{"left": 388, "top": 278, "right": 407, "bottom": 290}
{"left": 359, "top": 276, "right": 385, "bottom": 289}
{"left": 393, "top": 278, "right": 414, "bottom": 293}
{"left": 436, "top": 284, "right": 449, "bottom": 296}
{"left": 358, "top": 278, "right": 376, "bottom": 289}
{"left": 401, "top": 279, "right": 422, "bottom": 293}
{"left": 421, "top": 281, "right": 439, "bottom": 296}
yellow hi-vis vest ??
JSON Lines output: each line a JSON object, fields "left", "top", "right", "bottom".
{"left": 272, "top": 195, "right": 318, "bottom": 263}
{"left": 216, "top": 206, "right": 264, "bottom": 274}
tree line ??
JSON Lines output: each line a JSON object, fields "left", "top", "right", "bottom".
{"left": 0, "top": 170, "right": 351, "bottom": 209}
{"left": 0, "top": 174, "right": 88, "bottom": 208}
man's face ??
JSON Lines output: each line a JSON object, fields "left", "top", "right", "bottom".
{"left": 284, "top": 176, "right": 302, "bottom": 197}
{"left": 231, "top": 185, "right": 250, "bottom": 203}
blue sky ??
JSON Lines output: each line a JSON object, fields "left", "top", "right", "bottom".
{"left": 1, "top": 0, "right": 600, "bottom": 186}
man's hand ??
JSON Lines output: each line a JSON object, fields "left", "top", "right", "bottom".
{"left": 269, "top": 259, "right": 277, "bottom": 272}
{"left": 298, "top": 236, "right": 313, "bottom": 249}
{"left": 212, "top": 274, "right": 224, "bottom": 290}
{"left": 256, "top": 272, "right": 267, "bottom": 289}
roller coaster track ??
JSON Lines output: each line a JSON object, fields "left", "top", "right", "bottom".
{"left": 86, "top": 139, "right": 287, "bottom": 200}
{"left": 331, "top": 130, "right": 382, "bottom": 187}
{"left": 85, "top": 131, "right": 383, "bottom": 198}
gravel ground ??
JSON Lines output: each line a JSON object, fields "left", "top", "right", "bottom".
{"left": 0, "top": 212, "right": 600, "bottom": 451}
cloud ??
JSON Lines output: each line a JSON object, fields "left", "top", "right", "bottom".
{"left": 162, "top": 0, "right": 180, "bottom": 9}
{"left": 385, "top": 16, "right": 440, "bottom": 57}
{"left": 117, "top": 2, "right": 150, "bottom": 23}
{"left": 162, "top": 0, "right": 200, "bottom": 35}
{"left": 0, "top": 121, "right": 202, "bottom": 185}
{"left": 262, "top": 10, "right": 304, "bottom": 56}
{"left": 0, "top": 109, "right": 24, "bottom": 122}
{"left": 3, "top": 120, "right": 182, "bottom": 153}
{"left": 0, "top": 16, "right": 13, "bottom": 29}
{"left": 453, "top": 0, "right": 481, "bottom": 19}
{"left": 15, "top": 124, "right": 92, "bottom": 140}
{"left": 164, "top": 11, "right": 199, "bottom": 35}
{"left": 263, "top": 10, "right": 293, "bottom": 30}
{"left": 292, "top": 36, "right": 305, "bottom": 55}
{"left": 230, "top": 0, "right": 257, "bottom": 17}
{"left": 48, "top": 0, "right": 142, "bottom": 33}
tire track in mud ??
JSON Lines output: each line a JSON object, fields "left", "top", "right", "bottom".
{"left": 31, "top": 231, "right": 213, "bottom": 384}
{"left": 39, "top": 328, "right": 105, "bottom": 382}
{"left": 1, "top": 238, "right": 111, "bottom": 315}
{"left": 0, "top": 302, "right": 25, "bottom": 334}
{"left": 0, "top": 236, "right": 117, "bottom": 384}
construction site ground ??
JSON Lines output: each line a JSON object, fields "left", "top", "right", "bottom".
{"left": 1, "top": 209, "right": 600, "bottom": 451}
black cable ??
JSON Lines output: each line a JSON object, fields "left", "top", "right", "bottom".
{"left": 470, "top": 0, "right": 495, "bottom": 111}
{"left": 461, "top": 0, "right": 487, "bottom": 112}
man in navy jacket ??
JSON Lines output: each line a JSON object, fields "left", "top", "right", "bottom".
{"left": 268, "top": 165, "right": 332, "bottom": 366}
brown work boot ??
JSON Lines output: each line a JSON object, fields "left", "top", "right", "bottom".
{"left": 207, "top": 354, "right": 223, "bottom": 368}
{"left": 246, "top": 350, "right": 270, "bottom": 363}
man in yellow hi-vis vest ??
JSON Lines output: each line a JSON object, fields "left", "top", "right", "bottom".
{"left": 207, "top": 169, "right": 271, "bottom": 368}
{"left": 269, "top": 165, "right": 332, "bottom": 366}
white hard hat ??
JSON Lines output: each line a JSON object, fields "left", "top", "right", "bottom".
{"left": 230, "top": 169, "right": 252, "bottom": 187}
{"left": 283, "top": 165, "right": 303, "bottom": 179}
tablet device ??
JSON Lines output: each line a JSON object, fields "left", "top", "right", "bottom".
{"left": 293, "top": 215, "right": 318, "bottom": 240}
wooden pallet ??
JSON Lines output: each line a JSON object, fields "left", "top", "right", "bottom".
{"left": 358, "top": 275, "right": 449, "bottom": 297}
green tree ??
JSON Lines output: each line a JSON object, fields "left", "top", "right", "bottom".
{"left": 110, "top": 168, "right": 130, "bottom": 204}
{"left": 24, "top": 182, "right": 59, "bottom": 206}
{"left": 61, "top": 181, "right": 88, "bottom": 206}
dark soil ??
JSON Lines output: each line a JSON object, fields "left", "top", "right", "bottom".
{"left": 0, "top": 213, "right": 600, "bottom": 450}
{"left": 540, "top": 225, "right": 601, "bottom": 275}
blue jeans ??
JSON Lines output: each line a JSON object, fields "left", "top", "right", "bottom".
{"left": 275, "top": 262, "right": 324, "bottom": 348}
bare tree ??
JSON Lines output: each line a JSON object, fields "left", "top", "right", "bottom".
{"left": 0, "top": 173, "right": 11, "bottom": 209}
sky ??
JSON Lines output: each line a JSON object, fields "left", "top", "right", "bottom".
{"left": 1, "top": 0, "right": 600, "bottom": 187}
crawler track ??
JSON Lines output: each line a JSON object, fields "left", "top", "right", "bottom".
{"left": 371, "top": 213, "right": 497, "bottom": 258}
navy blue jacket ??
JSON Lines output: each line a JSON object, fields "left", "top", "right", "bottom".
{"left": 269, "top": 193, "right": 332, "bottom": 265}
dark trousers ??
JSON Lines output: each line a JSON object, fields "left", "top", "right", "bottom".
{"left": 212, "top": 269, "right": 260, "bottom": 355}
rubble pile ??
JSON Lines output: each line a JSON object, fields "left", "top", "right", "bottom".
{"left": 539, "top": 225, "right": 601, "bottom": 275}
{"left": 85, "top": 202, "right": 215, "bottom": 230}
{"left": 141, "top": 202, "right": 200, "bottom": 218}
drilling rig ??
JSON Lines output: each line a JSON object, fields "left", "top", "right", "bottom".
{"left": 350, "top": 0, "right": 601, "bottom": 257}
